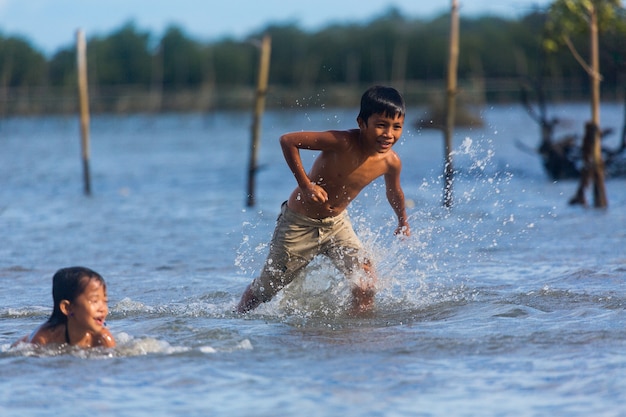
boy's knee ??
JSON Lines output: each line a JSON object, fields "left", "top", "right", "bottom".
{"left": 361, "top": 259, "right": 373, "bottom": 274}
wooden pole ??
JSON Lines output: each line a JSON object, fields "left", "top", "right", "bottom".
{"left": 246, "top": 34, "right": 271, "bottom": 207}
{"left": 76, "top": 29, "right": 91, "bottom": 196}
{"left": 443, "top": 0, "right": 459, "bottom": 208}
{"left": 589, "top": 4, "right": 607, "bottom": 208}
{"left": 570, "top": 4, "right": 608, "bottom": 208}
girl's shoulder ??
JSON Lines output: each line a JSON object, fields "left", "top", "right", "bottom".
{"left": 94, "top": 328, "right": 116, "bottom": 348}
{"left": 29, "top": 323, "right": 65, "bottom": 345}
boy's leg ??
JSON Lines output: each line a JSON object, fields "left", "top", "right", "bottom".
{"left": 237, "top": 203, "right": 319, "bottom": 313}
{"left": 236, "top": 283, "right": 262, "bottom": 313}
{"left": 327, "top": 245, "right": 377, "bottom": 313}
{"left": 323, "top": 213, "right": 376, "bottom": 313}
{"left": 349, "top": 258, "right": 376, "bottom": 314}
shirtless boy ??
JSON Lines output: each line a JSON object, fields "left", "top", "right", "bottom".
{"left": 237, "top": 85, "right": 410, "bottom": 314}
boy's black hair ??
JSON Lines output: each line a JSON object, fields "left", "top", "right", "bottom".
{"left": 357, "top": 85, "right": 405, "bottom": 124}
{"left": 47, "top": 266, "right": 106, "bottom": 326}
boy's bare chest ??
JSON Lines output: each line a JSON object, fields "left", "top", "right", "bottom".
{"left": 313, "top": 153, "right": 387, "bottom": 187}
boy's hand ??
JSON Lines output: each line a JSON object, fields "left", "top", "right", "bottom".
{"left": 394, "top": 223, "right": 410, "bottom": 237}
{"left": 302, "top": 182, "right": 328, "bottom": 204}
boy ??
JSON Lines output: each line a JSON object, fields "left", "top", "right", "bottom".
{"left": 237, "top": 85, "right": 410, "bottom": 314}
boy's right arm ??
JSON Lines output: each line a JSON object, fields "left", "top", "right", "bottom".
{"left": 279, "top": 131, "right": 343, "bottom": 204}
{"left": 280, "top": 133, "right": 315, "bottom": 189}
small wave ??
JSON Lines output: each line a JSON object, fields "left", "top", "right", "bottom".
{"left": 0, "top": 305, "right": 50, "bottom": 319}
{"left": 0, "top": 265, "right": 33, "bottom": 273}
{"left": 492, "top": 306, "right": 533, "bottom": 318}
{"left": 116, "top": 334, "right": 254, "bottom": 356}
{"left": 114, "top": 333, "right": 189, "bottom": 356}
{"left": 3, "top": 332, "right": 254, "bottom": 358}
{"left": 510, "top": 284, "right": 626, "bottom": 313}
{"left": 5, "top": 340, "right": 116, "bottom": 359}
{"left": 110, "top": 296, "right": 237, "bottom": 319}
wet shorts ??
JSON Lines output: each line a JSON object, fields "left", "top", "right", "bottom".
{"left": 249, "top": 202, "right": 366, "bottom": 302}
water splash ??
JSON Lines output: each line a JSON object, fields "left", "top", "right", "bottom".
{"left": 230, "top": 133, "right": 536, "bottom": 320}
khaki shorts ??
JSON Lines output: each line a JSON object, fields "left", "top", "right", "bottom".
{"left": 249, "top": 202, "right": 366, "bottom": 302}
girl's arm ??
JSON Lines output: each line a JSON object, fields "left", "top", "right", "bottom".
{"left": 97, "top": 328, "right": 116, "bottom": 348}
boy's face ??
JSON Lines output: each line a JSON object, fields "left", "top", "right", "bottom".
{"left": 358, "top": 112, "right": 404, "bottom": 154}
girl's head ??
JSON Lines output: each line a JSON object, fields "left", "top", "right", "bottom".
{"left": 47, "top": 266, "right": 107, "bottom": 326}
{"left": 357, "top": 85, "right": 405, "bottom": 125}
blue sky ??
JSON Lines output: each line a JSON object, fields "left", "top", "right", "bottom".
{"left": 1, "top": 0, "right": 554, "bottom": 55}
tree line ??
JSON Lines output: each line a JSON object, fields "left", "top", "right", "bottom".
{"left": 0, "top": 7, "right": 624, "bottom": 114}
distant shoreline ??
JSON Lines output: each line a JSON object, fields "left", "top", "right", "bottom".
{"left": 0, "top": 79, "right": 622, "bottom": 116}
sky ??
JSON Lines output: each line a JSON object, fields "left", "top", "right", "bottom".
{"left": 1, "top": 0, "right": 554, "bottom": 55}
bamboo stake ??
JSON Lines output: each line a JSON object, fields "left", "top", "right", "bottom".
{"left": 569, "top": 3, "right": 608, "bottom": 208}
{"left": 589, "top": 4, "right": 607, "bottom": 208}
{"left": 76, "top": 29, "right": 91, "bottom": 196}
{"left": 246, "top": 34, "right": 272, "bottom": 207}
{"left": 443, "top": 0, "right": 459, "bottom": 208}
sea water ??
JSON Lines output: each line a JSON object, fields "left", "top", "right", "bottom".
{"left": 0, "top": 103, "right": 624, "bottom": 416}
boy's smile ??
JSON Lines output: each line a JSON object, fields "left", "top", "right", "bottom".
{"left": 359, "top": 113, "right": 404, "bottom": 154}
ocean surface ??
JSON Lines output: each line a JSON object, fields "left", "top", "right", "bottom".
{"left": 0, "top": 102, "right": 624, "bottom": 417}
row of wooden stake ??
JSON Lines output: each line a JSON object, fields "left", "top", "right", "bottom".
{"left": 75, "top": 0, "right": 608, "bottom": 209}
{"left": 74, "top": 29, "right": 272, "bottom": 206}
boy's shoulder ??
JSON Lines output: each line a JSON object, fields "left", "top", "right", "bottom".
{"left": 315, "top": 129, "right": 360, "bottom": 152}
{"left": 324, "top": 128, "right": 359, "bottom": 138}
{"left": 335, "top": 128, "right": 361, "bottom": 144}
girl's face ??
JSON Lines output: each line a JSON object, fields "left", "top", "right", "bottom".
{"left": 68, "top": 278, "right": 109, "bottom": 334}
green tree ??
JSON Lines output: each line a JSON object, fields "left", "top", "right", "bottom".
{"left": 2, "top": 8, "right": 626, "bottom": 114}
{"left": 0, "top": 34, "right": 46, "bottom": 87}
{"left": 209, "top": 39, "right": 256, "bottom": 85}
{"left": 87, "top": 22, "right": 152, "bottom": 86}
{"left": 259, "top": 24, "right": 309, "bottom": 86}
{"left": 546, "top": 0, "right": 625, "bottom": 208}
{"left": 48, "top": 48, "right": 76, "bottom": 87}
{"left": 308, "top": 23, "right": 368, "bottom": 84}
{"left": 159, "top": 26, "right": 208, "bottom": 88}
{"left": 405, "top": 17, "right": 448, "bottom": 80}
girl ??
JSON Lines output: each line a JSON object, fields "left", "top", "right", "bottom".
{"left": 14, "top": 266, "right": 115, "bottom": 348}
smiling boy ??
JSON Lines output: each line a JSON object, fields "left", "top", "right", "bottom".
{"left": 237, "top": 85, "right": 410, "bottom": 314}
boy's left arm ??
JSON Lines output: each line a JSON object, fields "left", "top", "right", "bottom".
{"left": 384, "top": 156, "right": 410, "bottom": 236}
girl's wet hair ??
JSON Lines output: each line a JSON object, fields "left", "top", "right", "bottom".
{"left": 357, "top": 85, "right": 405, "bottom": 124}
{"left": 47, "top": 266, "right": 106, "bottom": 326}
